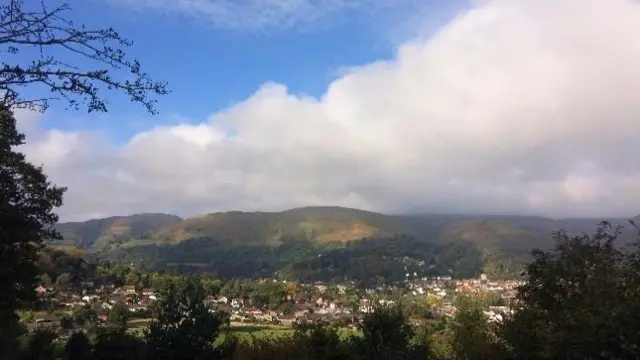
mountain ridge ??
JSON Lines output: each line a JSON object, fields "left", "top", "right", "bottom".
{"left": 54, "top": 206, "right": 637, "bottom": 252}
{"left": 52, "top": 206, "right": 639, "bottom": 281}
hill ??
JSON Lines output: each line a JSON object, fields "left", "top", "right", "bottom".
{"left": 151, "top": 206, "right": 409, "bottom": 246}
{"left": 55, "top": 206, "right": 638, "bottom": 282}
{"left": 55, "top": 213, "right": 182, "bottom": 251}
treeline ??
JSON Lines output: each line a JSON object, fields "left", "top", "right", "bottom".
{"left": 36, "top": 248, "right": 95, "bottom": 288}
{"left": 98, "top": 235, "right": 491, "bottom": 285}
{"left": 13, "top": 222, "right": 640, "bottom": 360}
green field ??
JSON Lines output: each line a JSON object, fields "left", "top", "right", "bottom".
{"left": 223, "top": 325, "right": 293, "bottom": 342}
{"left": 127, "top": 319, "right": 360, "bottom": 343}
{"left": 223, "top": 325, "right": 360, "bottom": 342}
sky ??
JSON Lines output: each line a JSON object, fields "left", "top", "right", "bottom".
{"left": 12, "top": 0, "right": 640, "bottom": 221}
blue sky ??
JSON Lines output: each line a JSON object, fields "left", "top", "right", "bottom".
{"left": 19, "top": 0, "right": 640, "bottom": 220}
{"left": 38, "top": 0, "right": 468, "bottom": 143}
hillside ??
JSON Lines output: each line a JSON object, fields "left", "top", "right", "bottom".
{"left": 56, "top": 206, "right": 638, "bottom": 253}
{"left": 151, "top": 206, "right": 409, "bottom": 246}
{"left": 55, "top": 213, "right": 182, "bottom": 250}
{"left": 55, "top": 206, "right": 638, "bottom": 281}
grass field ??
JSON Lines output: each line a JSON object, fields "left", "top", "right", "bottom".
{"left": 223, "top": 324, "right": 361, "bottom": 343}
{"left": 222, "top": 325, "right": 293, "bottom": 343}
{"left": 126, "top": 319, "right": 361, "bottom": 343}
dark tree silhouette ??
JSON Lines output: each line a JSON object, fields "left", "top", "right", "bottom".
{"left": 0, "top": 0, "right": 168, "bottom": 113}
{"left": 355, "top": 305, "right": 417, "bottom": 360}
{"left": 0, "top": 1, "right": 167, "bottom": 356}
{"left": 64, "top": 331, "right": 93, "bottom": 360}
{"left": 18, "top": 328, "right": 60, "bottom": 360}
{"left": 106, "top": 301, "right": 129, "bottom": 333}
{"left": 93, "top": 330, "right": 147, "bottom": 360}
{"left": 499, "top": 221, "right": 640, "bottom": 359}
{"left": 0, "top": 106, "right": 65, "bottom": 357}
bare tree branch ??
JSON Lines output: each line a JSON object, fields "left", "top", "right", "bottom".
{"left": 0, "top": 0, "right": 169, "bottom": 114}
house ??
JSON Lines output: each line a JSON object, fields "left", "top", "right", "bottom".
{"left": 231, "top": 298, "right": 243, "bottom": 309}
{"left": 116, "top": 286, "right": 136, "bottom": 295}
{"left": 82, "top": 294, "right": 99, "bottom": 304}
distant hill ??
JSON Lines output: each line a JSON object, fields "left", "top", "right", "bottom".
{"left": 151, "top": 206, "right": 409, "bottom": 246}
{"left": 55, "top": 206, "right": 638, "bottom": 281}
{"left": 55, "top": 213, "right": 182, "bottom": 250}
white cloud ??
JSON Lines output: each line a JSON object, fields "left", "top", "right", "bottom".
{"left": 18, "top": 0, "right": 640, "bottom": 221}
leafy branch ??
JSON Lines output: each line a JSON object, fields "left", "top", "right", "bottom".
{"left": 0, "top": 0, "right": 168, "bottom": 114}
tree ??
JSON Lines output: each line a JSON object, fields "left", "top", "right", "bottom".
{"left": 19, "top": 310, "right": 35, "bottom": 323}
{"left": 59, "top": 315, "right": 74, "bottom": 330}
{"left": 64, "top": 331, "right": 93, "bottom": 360}
{"left": 451, "top": 295, "right": 497, "bottom": 360}
{"left": 93, "top": 330, "right": 147, "bottom": 360}
{"left": 38, "top": 273, "right": 52, "bottom": 287}
{"left": 106, "top": 302, "right": 129, "bottom": 333}
{"left": 0, "top": 0, "right": 167, "bottom": 354}
{"left": 145, "top": 278, "right": 235, "bottom": 360}
{"left": 499, "top": 222, "right": 640, "bottom": 359}
{"left": 72, "top": 305, "right": 97, "bottom": 328}
{"left": 55, "top": 272, "right": 73, "bottom": 288}
{"left": 0, "top": 106, "right": 65, "bottom": 358}
{"left": 18, "top": 329, "right": 60, "bottom": 360}
{"left": 290, "top": 322, "right": 353, "bottom": 360}
{"left": 355, "top": 305, "right": 417, "bottom": 360}
{"left": 0, "top": 0, "right": 168, "bottom": 113}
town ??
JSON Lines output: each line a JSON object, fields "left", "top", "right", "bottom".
{"left": 24, "top": 270, "right": 524, "bottom": 338}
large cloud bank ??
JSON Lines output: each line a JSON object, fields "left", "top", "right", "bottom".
{"left": 19, "top": 0, "right": 640, "bottom": 221}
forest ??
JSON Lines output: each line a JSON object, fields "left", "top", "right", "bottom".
{"left": 96, "top": 235, "right": 489, "bottom": 284}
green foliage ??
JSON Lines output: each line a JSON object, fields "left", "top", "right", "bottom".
{"left": 290, "top": 323, "right": 354, "bottom": 360}
{"left": 0, "top": 105, "right": 65, "bottom": 358}
{"left": 55, "top": 273, "right": 73, "bottom": 288}
{"left": 355, "top": 305, "right": 417, "bottom": 360}
{"left": 104, "top": 235, "right": 485, "bottom": 283}
{"left": 20, "top": 311, "right": 35, "bottom": 323}
{"left": 145, "top": 277, "right": 235, "bottom": 360}
{"left": 72, "top": 306, "right": 98, "bottom": 328}
{"left": 451, "top": 296, "right": 497, "bottom": 360}
{"left": 93, "top": 330, "right": 147, "bottom": 360}
{"left": 18, "top": 329, "right": 61, "bottom": 360}
{"left": 106, "top": 302, "right": 130, "bottom": 333}
{"left": 499, "top": 221, "right": 640, "bottom": 359}
{"left": 37, "top": 247, "right": 94, "bottom": 285}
